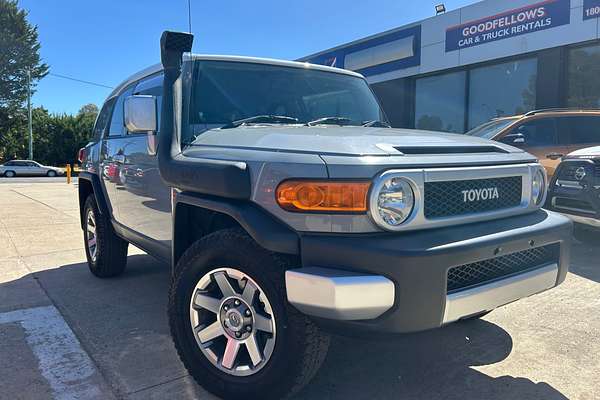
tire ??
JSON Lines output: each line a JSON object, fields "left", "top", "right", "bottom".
{"left": 47, "top": 170, "right": 57, "bottom": 177}
{"left": 169, "top": 228, "right": 330, "bottom": 400}
{"left": 574, "top": 224, "right": 600, "bottom": 246}
{"left": 4, "top": 171, "right": 15, "bottom": 178}
{"left": 83, "top": 195, "right": 128, "bottom": 278}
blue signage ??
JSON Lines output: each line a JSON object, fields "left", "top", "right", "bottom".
{"left": 301, "top": 25, "right": 421, "bottom": 77}
{"left": 446, "top": 0, "right": 571, "bottom": 52}
{"left": 584, "top": 0, "right": 600, "bottom": 20}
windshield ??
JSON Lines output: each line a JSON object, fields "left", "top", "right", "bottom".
{"left": 185, "top": 60, "right": 385, "bottom": 142}
{"left": 465, "top": 118, "right": 518, "bottom": 139}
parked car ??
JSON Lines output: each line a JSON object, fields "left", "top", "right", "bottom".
{"left": 77, "top": 31, "right": 572, "bottom": 400}
{"left": 0, "top": 160, "right": 65, "bottom": 177}
{"left": 546, "top": 146, "right": 600, "bottom": 244}
{"left": 466, "top": 109, "right": 600, "bottom": 178}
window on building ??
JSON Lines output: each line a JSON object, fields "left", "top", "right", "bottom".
{"left": 568, "top": 44, "right": 600, "bottom": 108}
{"left": 468, "top": 58, "right": 537, "bottom": 130}
{"left": 415, "top": 71, "right": 466, "bottom": 133}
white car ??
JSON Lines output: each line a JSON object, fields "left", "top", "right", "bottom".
{"left": 0, "top": 160, "right": 65, "bottom": 177}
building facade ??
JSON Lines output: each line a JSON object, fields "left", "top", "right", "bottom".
{"left": 300, "top": 0, "right": 600, "bottom": 133}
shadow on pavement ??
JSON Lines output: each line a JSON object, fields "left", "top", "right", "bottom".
{"left": 569, "top": 240, "right": 600, "bottom": 283}
{"left": 0, "top": 254, "right": 568, "bottom": 400}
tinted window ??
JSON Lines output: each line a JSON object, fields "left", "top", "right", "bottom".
{"left": 4, "top": 161, "right": 15, "bottom": 166}
{"left": 415, "top": 71, "right": 466, "bottom": 133}
{"left": 108, "top": 86, "right": 134, "bottom": 137}
{"left": 93, "top": 98, "right": 116, "bottom": 139}
{"left": 558, "top": 116, "right": 600, "bottom": 144}
{"left": 134, "top": 73, "right": 163, "bottom": 133}
{"left": 568, "top": 44, "right": 600, "bottom": 108}
{"left": 468, "top": 59, "right": 537, "bottom": 130}
{"left": 513, "top": 119, "right": 557, "bottom": 146}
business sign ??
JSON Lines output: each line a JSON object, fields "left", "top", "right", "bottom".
{"left": 446, "top": 0, "right": 571, "bottom": 52}
{"left": 584, "top": 0, "right": 600, "bottom": 20}
{"left": 301, "top": 25, "right": 421, "bottom": 77}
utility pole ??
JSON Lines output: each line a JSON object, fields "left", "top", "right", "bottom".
{"left": 27, "top": 69, "right": 33, "bottom": 160}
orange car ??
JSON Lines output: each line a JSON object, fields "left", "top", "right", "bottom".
{"left": 466, "top": 109, "right": 600, "bottom": 178}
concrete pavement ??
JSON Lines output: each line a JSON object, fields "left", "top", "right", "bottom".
{"left": 0, "top": 180, "right": 599, "bottom": 400}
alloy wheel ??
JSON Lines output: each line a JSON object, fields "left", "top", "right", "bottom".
{"left": 189, "top": 268, "right": 277, "bottom": 377}
{"left": 86, "top": 209, "right": 98, "bottom": 262}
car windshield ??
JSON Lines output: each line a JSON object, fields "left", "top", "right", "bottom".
{"left": 185, "top": 60, "right": 385, "bottom": 142}
{"left": 465, "top": 118, "right": 518, "bottom": 139}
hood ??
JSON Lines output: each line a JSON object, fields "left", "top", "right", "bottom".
{"left": 189, "top": 125, "right": 521, "bottom": 156}
{"left": 566, "top": 146, "right": 600, "bottom": 159}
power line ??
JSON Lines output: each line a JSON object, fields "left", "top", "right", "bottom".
{"left": 48, "top": 72, "right": 114, "bottom": 89}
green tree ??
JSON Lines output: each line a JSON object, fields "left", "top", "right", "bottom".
{"left": 0, "top": 0, "right": 48, "bottom": 108}
{"left": 0, "top": 0, "right": 49, "bottom": 161}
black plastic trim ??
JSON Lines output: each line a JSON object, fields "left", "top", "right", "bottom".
{"left": 78, "top": 172, "right": 110, "bottom": 217}
{"left": 299, "top": 210, "right": 572, "bottom": 334}
{"left": 173, "top": 192, "right": 300, "bottom": 269}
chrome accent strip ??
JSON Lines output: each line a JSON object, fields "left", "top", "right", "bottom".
{"left": 555, "top": 180, "right": 583, "bottom": 189}
{"left": 369, "top": 163, "right": 544, "bottom": 232}
{"left": 443, "top": 263, "right": 558, "bottom": 324}
{"left": 561, "top": 213, "right": 600, "bottom": 228}
{"left": 551, "top": 197, "right": 595, "bottom": 215}
{"left": 285, "top": 267, "right": 395, "bottom": 320}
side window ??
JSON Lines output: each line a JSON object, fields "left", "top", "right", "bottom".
{"left": 134, "top": 73, "right": 163, "bottom": 133}
{"left": 93, "top": 98, "right": 116, "bottom": 140}
{"left": 108, "top": 86, "right": 135, "bottom": 137}
{"left": 514, "top": 119, "right": 557, "bottom": 146}
{"left": 563, "top": 116, "right": 600, "bottom": 144}
{"left": 4, "top": 161, "right": 14, "bottom": 166}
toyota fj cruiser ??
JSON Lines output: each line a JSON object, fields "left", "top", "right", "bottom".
{"left": 547, "top": 146, "right": 600, "bottom": 245}
{"left": 77, "top": 32, "right": 572, "bottom": 399}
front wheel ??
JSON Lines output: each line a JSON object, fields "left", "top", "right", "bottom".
{"left": 47, "top": 170, "right": 57, "bottom": 177}
{"left": 169, "top": 229, "right": 330, "bottom": 400}
{"left": 4, "top": 171, "right": 15, "bottom": 178}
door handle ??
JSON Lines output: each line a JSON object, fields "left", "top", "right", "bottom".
{"left": 545, "top": 153, "right": 563, "bottom": 160}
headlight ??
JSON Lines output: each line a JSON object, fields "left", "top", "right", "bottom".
{"left": 371, "top": 177, "right": 415, "bottom": 229}
{"left": 531, "top": 168, "right": 546, "bottom": 206}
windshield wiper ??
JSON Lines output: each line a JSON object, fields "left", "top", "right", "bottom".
{"left": 221, "top": 115, "right": 299, "bottom": 129}
{"left": 362, "top": 120, "right": 391, "bottom": 128}
{"left": 306, "top": 117, "right": 353, "bottom": 126}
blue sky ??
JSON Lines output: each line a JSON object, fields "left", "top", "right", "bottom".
{"left": 20, "top": 0, "right": 477, "bottom": 114}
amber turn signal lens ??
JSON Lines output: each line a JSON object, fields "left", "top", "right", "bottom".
{"left": 276, "top": 181, "right": 371, "bottom": 212}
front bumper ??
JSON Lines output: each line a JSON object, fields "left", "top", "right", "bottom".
{"left": 286, "top": 210, "right": 571, "bottom": 333}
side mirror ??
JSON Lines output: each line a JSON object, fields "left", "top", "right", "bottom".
{"left": 501, "top": 133, "right": 526, "bottom": 145}
{"left": 124, "top": 95, "right": 157, "bottom": 133}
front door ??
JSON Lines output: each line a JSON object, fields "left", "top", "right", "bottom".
{"left": 115, "top": 73, "right": 172, "bottom": 250}
{"left": 508, "top": 118, "right": 569, "bottom": 179}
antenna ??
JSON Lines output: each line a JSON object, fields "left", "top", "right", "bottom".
{"left": 187, "top": 0, "right": 192, "bottom": 33}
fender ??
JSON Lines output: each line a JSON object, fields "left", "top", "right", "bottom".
{"left": 78, "top": 172, "right": 111, "bottom": 228}
{"left": 173, "top": 191, "right": 300, "bottom": 270}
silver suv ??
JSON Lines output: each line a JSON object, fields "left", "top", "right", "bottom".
{"left": 77, "top": 31, "right": 572, "bottom": 399}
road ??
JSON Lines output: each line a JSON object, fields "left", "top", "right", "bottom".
{"left": 0, "top": 180, "right": 599, "bottom": 399}
{"left": 0, "top": 176, "right": 77, "bottom": 184}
